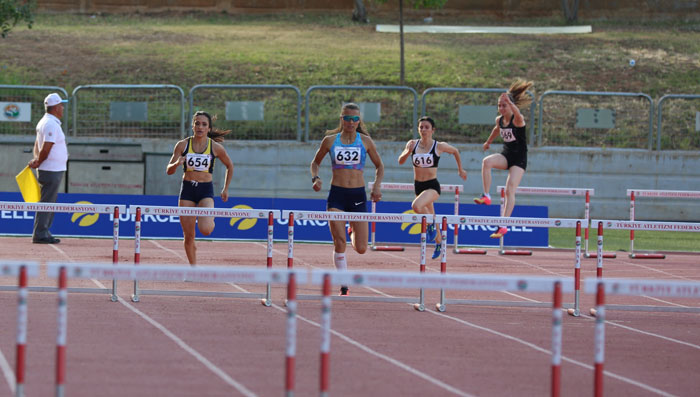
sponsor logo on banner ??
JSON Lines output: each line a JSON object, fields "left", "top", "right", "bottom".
{"left": 517, "top": 280, "right": 528, "bottom": 290}
{"left": 1, "top": 102, "right": 31, "bottom": 122}
{"left": 71, "top": 201, "right": 100, "bottom": 227}
{"left": 229, "top": 204, "right": 257, "bottom": 230}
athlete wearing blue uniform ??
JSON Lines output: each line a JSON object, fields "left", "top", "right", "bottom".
{"left": 310, "top": 103, "right": 384, "bottom": 295}
{"left": 399, "top": 116, "right": 467, "bottom": 259}
{"left": 167, "top": 111, "right": 234, "bottom": 265}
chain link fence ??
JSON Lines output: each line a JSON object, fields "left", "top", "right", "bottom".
{"left": 71, "top": 85, "right": 185, "bottom": 139}
{"left": 656, "top": 95, "right": 700, "bottom": 150}
{"left": 0, "top": 85, "right": 70, "bottom": 136}
{"left": 537, "top": 91, "right": 654, "bottom": 149}
{"left": 421, "top": 88, "right": 536, "bottom": 145}
{"left": 189, "top": 84, "right": 302, "bottom": 141}
{"left": 304, "top": 86, "right": 418, "bottom": 142}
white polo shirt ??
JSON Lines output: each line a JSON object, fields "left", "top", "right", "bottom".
{"left": 35, "top": 113, "right": 68, "bottom": 171}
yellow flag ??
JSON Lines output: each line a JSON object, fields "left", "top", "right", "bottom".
{"left": 15, "top": 166, "right": 40, "bottom": 203}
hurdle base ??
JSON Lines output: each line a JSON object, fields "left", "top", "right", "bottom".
{"left": 585, "top": 252, "right": 618, "bottom": 259}
{"left": 454, "top": 248, "right": 487, "bottom": 255}
{"left": 371, "top": 245, "right": 405, "bottom": 252}
{"left": 629, "top": 253, "right": 666, "bottom": 259}
{"left": 499, "top": 249, "right": 533, "bottom": 256}
{"left": 567, "top": 308, "right": 580, "bottom": 317}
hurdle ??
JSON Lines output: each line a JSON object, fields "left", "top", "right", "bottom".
{"left": 585, "top": 278, "right": 700, "bottom": 396}
{"left": 0, "top": 201, "right": 126, "bottom": 300}
{"left": 627, "top": 189, "right": 700, "bottom": 259}
{"left": 127, "top": 205, "right": 281, "bottom": 304}
{"left": 1, "top": 261, "right": 40, "bottom": 397}
{"left": 367, "top": 182, "right": 486, "bottom": 254}
{"left": 42, "top": 262, "right": 297, "bottom": 396}
{"left": 310, "top": 269, "right": 572, "bottom": 397}
{"left": 282, "top": 209, "right": 436, "bottom": 310}
{"left": 431, "top": 214, "right": 584, "bottom": 312}
{"left": 494, "top": 186, "right": 613, "bottom": 257}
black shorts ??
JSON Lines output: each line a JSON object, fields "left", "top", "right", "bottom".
{"left": 502, "top": 150, "right": 527, "bottom": 170}
{"left": 327, "top": 185, "right": 367, "bottom": 212}
{"left": 179, "top": 180, "right": 214, "bottom": 204}
{"left": 414, "top": 178, "right": 441, "bottom": 196}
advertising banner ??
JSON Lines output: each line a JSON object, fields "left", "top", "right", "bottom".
{"left": 1, "top": 102, "right": 32, "bottom": 122}
{"left": 0, "top": 192, "right": 548, "bottom": 247}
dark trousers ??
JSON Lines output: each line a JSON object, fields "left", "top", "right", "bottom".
{"left": 32, "top": 170, "right": 64, "bottom": 241}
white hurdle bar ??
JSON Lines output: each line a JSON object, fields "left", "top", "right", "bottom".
{"left": 43, "top": 263, "right": 298, "bottom": 397}
{"left": 627, "top": 189, "right": 700, "bottom": 259}
{"left": 1, "top": 261, "right": 41, "bottom": 397}
{"left": 494, "top": 186, "right": 610, "bottom": 257}
{"left": 585, "top": 278, "right": 700, "bottom": 396}
{"left": 126, "top": 205, "right": 281, "bottom": 304}
{"left": 433, "top": 214, "right": 584, "bottom": 312}
{"left": 310, "top": 269, "right": 572, "bottom": 397}
{"left": 366, "top": 182, "right": 484, "bottom": 254}
{"left": 282, "top": 209, "right": 435, "bottom": 311}
{"left": 0, "top": 201, "right": 126, "bottom": 301}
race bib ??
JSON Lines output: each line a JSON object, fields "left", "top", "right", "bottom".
{"left": 412, "top": 153, "right": 434, "bottom": 168}
{"left": 185, "top": 153, "right": 211, "bottom": 171}
{"left": 500, "top": 128, "right": 516, "bottom": 142}
{"left": 334, "top": 147, "right": 361, "bottom": 165}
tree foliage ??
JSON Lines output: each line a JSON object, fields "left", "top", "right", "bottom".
{"left": 1, "top": 0, "right": 35, "bottom": 38}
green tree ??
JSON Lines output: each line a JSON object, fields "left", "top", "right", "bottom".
{"left": 1, "top": 0, "right": 35, "bottom": 38}
{"left": 372, "top": 0, "right": 447, "bottom": 85}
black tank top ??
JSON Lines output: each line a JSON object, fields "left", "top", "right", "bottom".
{"left": 411, "top": 139, "right": 440, "bottom": 168}
{"left": 499, "top": 115, "right": 527, "bottom": 153}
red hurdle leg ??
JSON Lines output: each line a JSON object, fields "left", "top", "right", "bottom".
{"left": 285, "top": 272, "right": 297, "bottom": 396}
{"left": 56, "top": 266, "right": 68, "bottom": 397}
{"left": 262, "top": 211, "right": 274, "bottom": 307}
{"left": 132, "top": 207, "right": 141, "bottom": 302}
{"left": 413, "top": 217, "right": 427, "bottom": 312}
{"left": 594, "top": 282, "right": 606, "bottom": 397}
{"left": 110, "top": 207, "right": 119, "bottom": 302}
{"left": 568, "top": 221, "right": 581, "bottom": 317}
{"left": 320, "top": 274, "right": 331, "bottom": 396}
{"left": 15, "top": 265, "right": 28, "bottom": 397}
{"left": 551, "top": 281, "right": 562, "bottom": 397}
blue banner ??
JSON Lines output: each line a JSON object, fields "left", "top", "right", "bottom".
{"left": 0, "top": 192, "right": 548, "bottom": 247}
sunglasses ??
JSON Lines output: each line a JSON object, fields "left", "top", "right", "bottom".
{"left": 342, "top": 115, "right": 360, "bottom": 122}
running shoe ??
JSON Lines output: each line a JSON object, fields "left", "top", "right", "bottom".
{"left": 339, "top": 285, "right": 349, "bottom": 296}
{"left": 474, "top": 194, "right": 491, "bottom": 205}
{"left": 490, "top": 227, "right": 508, "bottom": 239}
{"left": 426, "top": 224, "right": 437, "bottom": 242}
{"left": 431, "top": 243, "right": 442, "bottom": 260}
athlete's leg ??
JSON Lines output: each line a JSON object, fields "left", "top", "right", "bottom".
{"left": 348, "top": 220, "right": 368, "bottom": 254}
{"left": 503, "top": 166, "right": 526, "bottom": 218}
{"left": 480, "top": 153, "right": 508, "bottom": 195}
{"left": 179, "top": 199, "right": 198, "bottom": 265}
{"left": 327, "top": 208, "right": 347, "bottom": 255}
{"left": 412, "top": 190, "right": 441, "bottom": 243}
{"left": 196, "top": 197, "right": 215, "bottom": 236}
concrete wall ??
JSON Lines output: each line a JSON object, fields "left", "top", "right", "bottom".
{"left": 3, "top": 137, "right": 699, "bottom": 221}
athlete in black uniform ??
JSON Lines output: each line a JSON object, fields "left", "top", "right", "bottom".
{"left": 474, "top": 80, "right": 534, "bottom": 238}
{"left": 399, "top": 116, "right": 467, "bottom": 259}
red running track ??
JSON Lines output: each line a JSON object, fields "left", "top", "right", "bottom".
{"left": 1, "top": 236, "right": 699, "bottom": 396}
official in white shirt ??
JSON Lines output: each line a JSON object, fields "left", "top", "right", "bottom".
{"left": 28, "top": 93, "right": 69, "bottom": 244}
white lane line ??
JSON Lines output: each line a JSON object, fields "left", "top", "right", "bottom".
{"left": 148, "top": 240, "right": 188, "bottom": 261}
{"left": 431, "top": 310, "right": 677, "bottom": 397}
{"left": 89, "top": 279, "right": 257, "bottom": 397}
{"left": 0, "top": 346, "right": 15, "bottom": 395}
{"left": 597, "top": 316, "right": 700, "bottom": 350}
{"left": 641, "top": 296, "right": 689, "bottom": 308}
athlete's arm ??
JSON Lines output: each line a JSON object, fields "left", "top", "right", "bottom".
{"left": 397, "top": 139, "right": 416, "bottom": 165}
{"left": 166, "top": 140, "right": 187, "bottom": 175}
{"left": 213, "top": 142, "right": 234, "bottom": 202}
{"left": 437, "top": 142, "right": 468, "bottom": 180}
{"left": 310, "top": 135, "right": 332, "bottom": 191}
{"left": 363, "top": 135, "right": 384, "bottom": 202}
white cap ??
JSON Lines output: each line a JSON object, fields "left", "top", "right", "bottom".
{"left": 44, "top": 93, "right": 68, "bottom": 107}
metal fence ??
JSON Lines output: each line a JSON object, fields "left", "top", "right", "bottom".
{"left": 189, "top": 84, "right": 302, "bottom": 141}
{"left": 304, "top": 85, "right": 418, "bottom": 142}
{"left": 2, "top": 84, "right": 698, "bottom": 150}
{"left": 421, "top": 87, "right": 537, "bottom": 145}
{"left": 71, "top": 84, "right": 185, "bottom": 139}
{"left": 656, "top": 94, "right": 700, "bottom": 150}
{"left": 538, "top": 91, "right": 654, "bottom": 150}
{"left": 0, "top": 85, "right": 69, "bottom": 136}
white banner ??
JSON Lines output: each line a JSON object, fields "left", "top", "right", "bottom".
{"left": 0, "top": 102, "right": 31, "bottom": 122}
